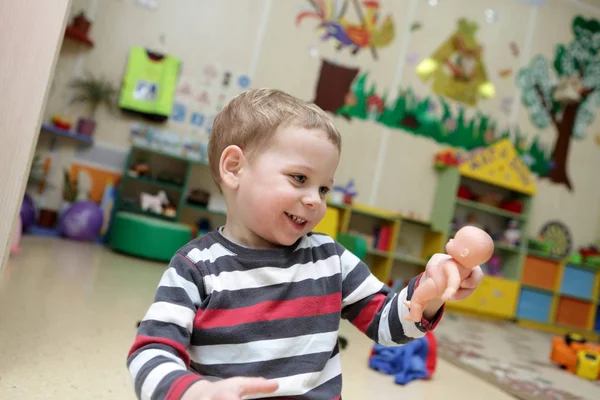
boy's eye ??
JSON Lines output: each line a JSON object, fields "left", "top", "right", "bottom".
{"left": 292, "top": 175, "right": 307, "bottom": 184}
{"left": 319, "top": 187, "right": 330, "bottom": 197}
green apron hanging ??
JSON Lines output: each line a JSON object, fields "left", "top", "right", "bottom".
{"left": 119, "top": 47, "right": 181, "bottom": 121}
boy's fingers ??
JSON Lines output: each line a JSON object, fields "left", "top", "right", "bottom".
{"left": 233, "top": 377, "right": 279, "bottom": 396}
{"left": 461, "top": 267, "right": 483, "bottom": 289}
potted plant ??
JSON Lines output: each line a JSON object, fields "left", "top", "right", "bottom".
{"left": 70, "top": 71, "right": 118, "bottom": 136}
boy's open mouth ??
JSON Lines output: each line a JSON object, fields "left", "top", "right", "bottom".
{"left": 285, "top": 212, "right": 307, "bottom": 225}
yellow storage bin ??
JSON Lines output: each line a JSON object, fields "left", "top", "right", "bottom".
{"left": 313, "top": 206, "right": 340, "bottom": 238}
{"left": 447, "top": 276, "right": 520, "bottom": 319}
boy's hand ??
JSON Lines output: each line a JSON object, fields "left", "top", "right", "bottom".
{"left": 182, "top": 377, "right": 278, "bottom": 400}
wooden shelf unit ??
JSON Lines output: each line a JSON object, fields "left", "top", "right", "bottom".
{"left": 320, "top": 202, "right": 445, "bottom": 284}
{"left": 114, "top": 145, "right": 226, "bottom": 231}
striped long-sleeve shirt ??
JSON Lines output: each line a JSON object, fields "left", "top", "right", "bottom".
{"left": 127, "top": 230, "right": 444, "bottom": 400}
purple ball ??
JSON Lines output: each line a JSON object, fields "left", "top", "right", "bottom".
{"left": 20, "top": 194, "right": 36, "bottom": 231}
{"left": 59, "top": 201, "right": 104, "bottom": 241}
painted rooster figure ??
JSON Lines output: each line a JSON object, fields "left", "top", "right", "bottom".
{"left": 296, "top": 0, "right": 395, "bottom": 57}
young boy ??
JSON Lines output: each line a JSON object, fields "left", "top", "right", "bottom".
{"left": 127, "top": 89, "right": 483, "bottom": 400}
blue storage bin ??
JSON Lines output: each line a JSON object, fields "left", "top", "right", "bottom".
{"left": 596, "top": 306, "right": 600, "bottom": 332}
{"left": 516, "top": 288, "right": 553, "bottom": 323}
{"left": 560, "top": 265, "right": 595, "bottom": 300}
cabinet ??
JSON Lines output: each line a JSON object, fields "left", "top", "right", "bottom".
{"left": 516, "top": 255, "right": 600, "bottom": 341}
{"left": 429, "top": 143, "right": 536, "bottom": 318}
{"left": 315, "top": 202, "right": 445, "bottom": 284}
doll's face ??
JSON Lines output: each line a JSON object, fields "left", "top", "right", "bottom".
{"left": 446, "top": 226, "right": 494, "bottom": 268}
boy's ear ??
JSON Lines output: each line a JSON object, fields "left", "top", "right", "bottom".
{"left": 219, "top": 145, "right": 245, "bottom": 190}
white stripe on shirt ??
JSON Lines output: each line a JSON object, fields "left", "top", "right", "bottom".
{"left": 397, "top": 288, "right": 426, "bottom": 339}
{"left": 190, "top": 331, "right": 339, "bottom": 366}
{"left": 377, "top": 293, "right": 396, "bottom": 346}
{"left": 187, "top": 242, "right": 234, "bottom": 263}
{"left": 340, "top": 250, "right": 361, "bottom": 281}
{"left": 203, "top": 256, "right": 340, "bottom": 294}
{"left": 141, "top": 361, "right": 187, "bottom": 400}
{"left": 244, "top": 353, "right": 341, "bottom": 399}
{"left": 129, "top": 349, "right": 185, "bottom": 382}
{"left": 157, "top": 267, "right": 202, "bottom": 306}
{"left": 342, "top": 274, "right": 384, "bottom": 308}
{"left": 295, "top": 234, "right": 335, "bottom": 250}
{"left": 143, "top": 302, "right": 195, "bottom": 332}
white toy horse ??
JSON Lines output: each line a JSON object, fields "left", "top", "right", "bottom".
{"left": 140, "top": 190, "right": 169, "bottom": 214}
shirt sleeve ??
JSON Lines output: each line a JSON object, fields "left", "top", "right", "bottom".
{"left": 338, "top": 243, "right": 444, "bottom": 346}
{"left": 126, "top": 252, "right": 208, "bottom": 400}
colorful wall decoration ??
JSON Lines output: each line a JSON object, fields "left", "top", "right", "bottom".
{"left": 170, "top": 63, "right": 251, "bottom": 137}
{"left": 296, "top": 0, "right": 396, "bottom": 60}
{"left": 416, "top": 19, "right": 495, "bottom": 106}
{"left": 302, "top": 11, "right": 599, "bottom": 193}
{"left": 516, "top": 16, "right": 600, "bottom": 191}
{"left": 325, "top": 70, "right": 553, "bottom": 179}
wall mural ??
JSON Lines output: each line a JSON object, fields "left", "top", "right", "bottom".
{"left": 296, "top": 0, "right": 395, "bottom": 60}
{"left": 297, "top": 3, "right": 599, "bottom": 192}
{"left": 517, "top": 16, "right": 600, "bottom": 191}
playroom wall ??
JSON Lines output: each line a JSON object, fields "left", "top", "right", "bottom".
{"left": 39, "top": 0, "right": 600, "bottom": 247}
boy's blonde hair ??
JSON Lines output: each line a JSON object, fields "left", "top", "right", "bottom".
{"left": 208, "top": 88, "right": 342, "bottom": 186}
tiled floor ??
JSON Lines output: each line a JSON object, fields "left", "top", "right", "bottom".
{"left": 1, "top": 236, "right": 518, "bottom": 399}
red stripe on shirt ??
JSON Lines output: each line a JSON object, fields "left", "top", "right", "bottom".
{"left": 166, "top": 374, "right": 203, "bottom": 400}
{"left": 194, "top": 292, "right": 342, "bottom": 329}
{"left": 128, "top": 335, "right": 191, "bottom": 367}
{"left": 351, "top": 293, "right": 386, "bottom": 333}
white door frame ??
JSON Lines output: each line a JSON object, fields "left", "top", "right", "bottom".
{"left": 0, "top": 0, "right": 72, "bottom": 268}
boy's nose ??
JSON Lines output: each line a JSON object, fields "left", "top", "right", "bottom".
{"left": 302, "top": 191, "right": 322, "bottom": 208}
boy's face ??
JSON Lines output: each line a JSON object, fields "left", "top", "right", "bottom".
{"left": 231, "top": 126, "right": 340, "bottom": 248}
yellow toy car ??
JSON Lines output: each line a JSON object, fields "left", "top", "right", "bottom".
{"left": 575, "top": 350, "right": 600, "bottom": 380}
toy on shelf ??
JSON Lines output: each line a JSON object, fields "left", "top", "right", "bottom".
{"left": 404, "top": 226, "right": 494, "bottom": 322}
{"left": 140, "top": 190, "right": 169, "bottom": 214}
{"left": 51, "top": 114, "right": 72, "bottom": 131}
{"left": 482, "top": 254, "right": 503, "bottom": 277}
{"left": 499, "top": 199, "right": 523, "bottom": 214}
{"left": 550, "top": 333, "right": 600, "bottom": 380}
{"left": 476, "top": 192, "right": 502, "bottom": 208}
{"left": 527, "top": 236, "right": 553, "bottom": 255}
{"left": 456, "top": 185, "right": 473, "bottom": 200}
{"left": 128, "top": 161, "right": 150, "bottom": 178}
{"left": 578, "top": 245, "right": 600, "bottom": 267}
{"left": 331, "top": 179, "right": 358, "bottom": 205}
{"left": 502, "top": 219, "right": 521, "bottom": 247}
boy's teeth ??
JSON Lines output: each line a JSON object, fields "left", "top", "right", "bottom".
{"left": 288, "top": 213, "right": 306, "bottom": 224}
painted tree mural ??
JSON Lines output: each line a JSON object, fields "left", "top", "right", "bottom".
{"left": 517, "top": 16, "right": 600, "bottom": 191}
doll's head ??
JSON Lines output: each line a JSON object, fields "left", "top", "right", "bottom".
{"left": 446, "top": 225, "right": 494, "bottom": 269}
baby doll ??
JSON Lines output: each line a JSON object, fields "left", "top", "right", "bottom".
{"left": 404, "top": 225, "right": 494, "bottom": 322}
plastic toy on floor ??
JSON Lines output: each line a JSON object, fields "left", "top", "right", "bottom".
{"left": 550, "top": 333, "right": 600, "bottom": 380}
{"left": 369, "top": 331, "right": 437, "bottom": 385}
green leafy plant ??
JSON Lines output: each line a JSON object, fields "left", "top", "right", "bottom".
{"left": 63, "top": 169, "right": 78, "bottom": 202}
{"left": 69, "top": 71, "right": 119, "bottom": 119}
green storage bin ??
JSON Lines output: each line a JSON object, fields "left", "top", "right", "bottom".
{"left": 109, "top": 212, "right": 192, "bottom": 262}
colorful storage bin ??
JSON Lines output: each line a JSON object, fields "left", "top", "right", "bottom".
{"left": 521, "top": 256, "right": 561, "bottom": 291}
{"left": 516, "top": 287, "right": 553, "bottom": 323}
{"left": 560, "top": 264, "right": 596, "bottom": 300}
{"left": 555, "top": 296, "right": 593, "bottom": 329}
